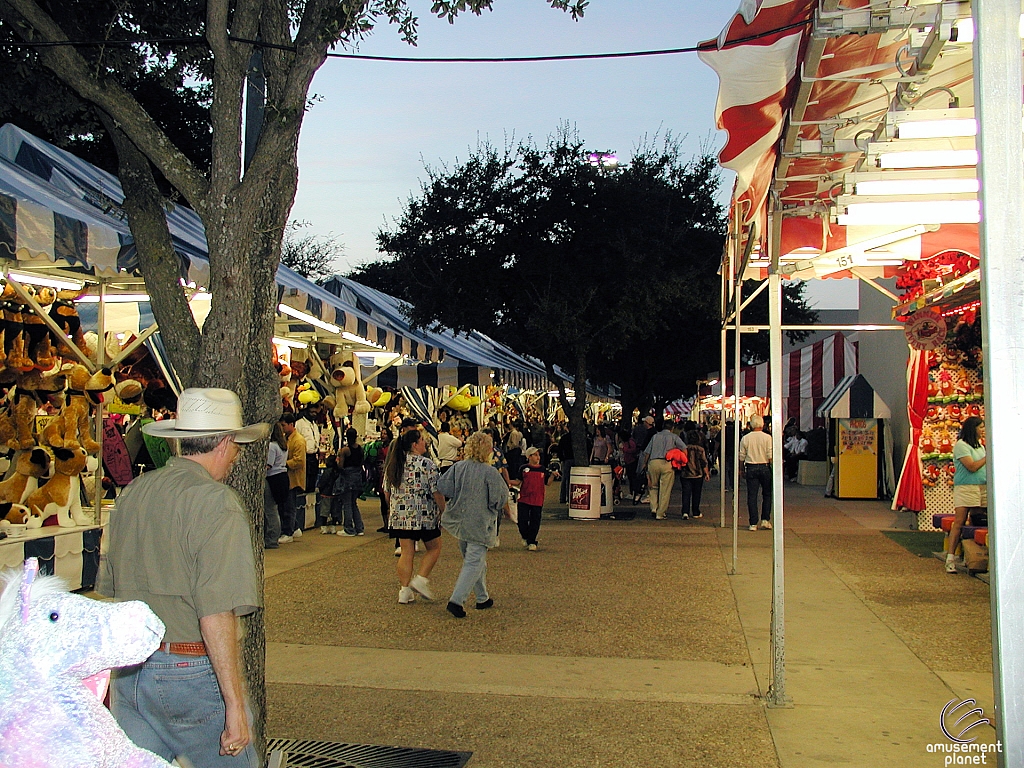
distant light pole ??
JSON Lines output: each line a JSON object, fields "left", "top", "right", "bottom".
{"left": 587, "top": 151, "right": 619, "bottom": 170}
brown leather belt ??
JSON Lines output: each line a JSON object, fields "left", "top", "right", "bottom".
{"left": 158, "top": 641, "right": 207, "bottom": 656}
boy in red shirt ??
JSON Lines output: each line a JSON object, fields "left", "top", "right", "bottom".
{"left": 514, "top": 447, "right": 553, "bottom": 551}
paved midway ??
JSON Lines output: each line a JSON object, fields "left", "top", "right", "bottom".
{"left": 264, "top": 477, "right": 998, "bottom": 767}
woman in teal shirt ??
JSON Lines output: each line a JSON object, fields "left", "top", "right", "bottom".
{"left": 946, "top": 417, "right": 987, "bottom": 574}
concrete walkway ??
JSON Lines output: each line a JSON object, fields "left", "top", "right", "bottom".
{"left": 263, "top": 478, "right": 997, "bottom": 767}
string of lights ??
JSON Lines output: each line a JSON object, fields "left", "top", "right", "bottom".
{"left": 0, "top": 19, "right": 812, "bottom": 61}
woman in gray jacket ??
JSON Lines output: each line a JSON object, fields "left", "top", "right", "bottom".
{"left": 438, "top": 431, "right": 511, "bottom": 618}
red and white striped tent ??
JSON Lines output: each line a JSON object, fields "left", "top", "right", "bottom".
{"left": 710, "top": 332, "right": 857, "bottom": 431}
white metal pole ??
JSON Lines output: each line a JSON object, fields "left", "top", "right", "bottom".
{"left": 974, "top": 1, "right": 1024, "bottom": 762}
{"left": 732, "top": 273, "right": 741, "bottom": 575}
{"left": 767, "top": 268, "right": 786, "bottom": 707}
{"left": 720, "top": 325, "right": 727, "bottom": 529}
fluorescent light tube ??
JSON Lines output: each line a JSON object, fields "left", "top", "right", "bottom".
{"left": 878, "top": 149, "right": 978, "bottom": 169}
{"left": 7, "top": 271, "right": 85, "bottom": 291}
{"left": 855, "top": 178, "right": 979, "bottom": 196}
{"left": 277, "top": 303, "right": 341, "bottom": 334}
{"left": 273, "top": 336, "right": 309, "bottom": 349}
{"left": 838, "top": 200, "right": 980, "bottom": 225}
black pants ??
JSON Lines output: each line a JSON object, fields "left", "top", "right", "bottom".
{"left": 516, "top": 503, "right": 542, "bottom": 546}
{"left": 745, "top": 464, "right": 772, "bottom": 526}
{"left": 679, "top": 476, "right": 704, "bottom": 517}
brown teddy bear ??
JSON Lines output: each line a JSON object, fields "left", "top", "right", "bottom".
{"left": 42, "top": 364, "right": 101, "bottom": 454}
{"left": 25, "top": 445, "right": 90, "bottom": 528}
{"left": 48, "top": 289, "right": 88, "bottom": 359}
{"left": 0, "top": 447, "right": 51, "bottom": 524}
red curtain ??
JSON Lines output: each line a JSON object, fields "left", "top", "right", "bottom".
{"left": 893, "top": 348, "right": 928, "bottom": 512}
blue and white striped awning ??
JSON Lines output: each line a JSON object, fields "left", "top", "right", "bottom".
{"left": 816, "top": 375, "right": 892, "bottom": 419}
{"left": 0, "top": 124, "right": 441, "bottom": 362}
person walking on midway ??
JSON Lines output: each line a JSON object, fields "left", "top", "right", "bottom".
{"left": 280, "top": 413, "right": 307, "bottom": 541}
{"left": 739, "top": 415, "right": 773, "bottom": 531}
{"left": 514, "top": 446, "right": 553, "bottom": 550}
{"left": 438, "top": 431, "right": 511, "bottom": 618}
{"left": 99, "top": 388, "right": 268, "bottom": 767}
{"left": 640, "top": 417, "right": 686, "bottom": 520}
{"left": 384, "top": 429, "right": 446, "bottom": 604}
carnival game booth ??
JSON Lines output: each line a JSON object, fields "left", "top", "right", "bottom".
{"left": 817, "top": 374, "right": 894, "bottom": 499}
{"left": 700, "top": 0, "right": 1022, "bottom": 730}
{"left": 0, "top": 123, "right": 460, "bottom": 538}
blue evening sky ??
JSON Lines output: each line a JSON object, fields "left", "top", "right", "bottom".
{"left": 289, "top": 0, "right": 858, "bottom": 310}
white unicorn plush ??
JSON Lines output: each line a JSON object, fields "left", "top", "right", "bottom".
{"left": 0, "top": 558, "right": 172, "bottom": 767}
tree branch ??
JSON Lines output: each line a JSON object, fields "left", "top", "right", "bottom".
{"left": 0, "top": 0, "right": 210, "bottom": 207}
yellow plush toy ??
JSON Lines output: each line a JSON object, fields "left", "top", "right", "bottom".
{"left": 25, "top": 445, "right": 91, "bottom": 528}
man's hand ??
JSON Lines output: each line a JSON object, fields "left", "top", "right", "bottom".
{"left": 220, "top": 703, "right": 252, "bottom": 756}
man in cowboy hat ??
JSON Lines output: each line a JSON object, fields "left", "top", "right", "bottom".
{"left": 99, "top": 388, "right": 268, "bottom": 767}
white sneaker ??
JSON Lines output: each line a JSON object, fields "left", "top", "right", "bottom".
{"left": 394, "top": 545, "right": 402, "bottom": 557}
{"left": 398, "top": 586, "right": 416, "bottom": 604}
{"left": 527, "top": 543, "right": 538, "bottom": 552}
{"left": 278, "top": 535, "right": 293, "bottom": 544}
{"left": 320, "top": 526, "right": 329, "bottom": 535}
{"left": 759, "top": 520, "right": 772, "bottom": 530}
{"left": 521, "top": 539, "right": 528, "bottom": 548}
{"left": 337, "top": 530, "right": 356, "bottom": 537}
{"left": 945, "top": 557, "right": 958, "bottom": 574}
{"left": 682, "top": 514, "right": 689, "bottom": 520}
{"left": 292, "top": 528, "right": 303, "bottom": 539}
{"left": 748, "top": 525, "right": 757, "bottom": 531}
{"left": 410, "top": 574, "right": 434, "bottom": 600}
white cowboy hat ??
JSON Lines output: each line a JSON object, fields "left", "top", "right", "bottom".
{"left": 142, "top": 388, "right": 269, "bottom": 443}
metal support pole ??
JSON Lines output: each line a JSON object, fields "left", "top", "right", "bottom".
{"left": 731, "top": 267, "right": 742, "bottom": 575}
{"left": 93, "top": 280, "right": 106, "bottom": 526}
{"left": 974, "top": 1, "right": 1024, "bottom": 762}
{"left": 719, "top": 326, "right": 727, "bottom": 529}
{"left": 766, "top": 270, "right": 787, "bottom": 707}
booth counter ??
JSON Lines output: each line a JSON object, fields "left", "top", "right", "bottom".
{"left": 0, "top": 523, "right": 103, "bottom": 591}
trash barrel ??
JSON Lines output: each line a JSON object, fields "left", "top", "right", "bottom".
{"left": 568, "top": 466, "right": 602, "bottom": 519}
{"left": 599, "top": 464, "right": 613, "bottom": 516}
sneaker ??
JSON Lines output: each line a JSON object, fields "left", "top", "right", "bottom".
{"left": 328, "top": 525, "right": 337, "bottom": 534}
{"left": 693, "top": 513, "right": 703, "bottom": 519}
{"left": 357, "top": 532, "right": 365, "bottom": 536}
{"left": 521, "top": 539, "right": 528, "bottom": 548}
{"left": 759, "top": 520, "right": 772, "bottom": 530}
{"left": 527, "top": 543, "right": 538, "bottom": 552}
{"left": 394, "top": 545, "right": 402, "bottom": 557}
{"left": 337, "top": 530, "right": 356, "bottom": 537}
{"left": 640, "top": 495, "right": 650, "bottom": 504}
{"left": 410, "top": 574, "right": 434, "bottom": 600}
{"left": 475, "top": 598, "right": 494, "bottom": 610}
{"left": 292, "top": 528, "right": 303, "bottom": 539}
{"left": 398, "top": 586, "right": 416, "bottom": 604}
{"left": 446, "top": 601, "right": 466, "bottom": 618}
{"left": 493, "top": 537, "right": 500, "bottom": 548}
{"left": 278, "top": 535, "right": 293, "bottom": 544}
{"left": 320, "top": 526, "right": 329, "bottom": 535}
{"left": 945, "top": 557, "right": 958, "bottom": 574}
{"left": 682, "top": 514, "right": 689, "bottom": 520}
{"left": 655, "top": 515, "right": 666, "bottom": 520}
{"left": 748, "top": 525, "right": 758, "bottom": 531}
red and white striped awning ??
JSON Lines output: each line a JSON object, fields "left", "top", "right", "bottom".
{"left": 701, "top": 1, "right": 979, "bottom": 269}
{"left": 710, "top": 332, "right": 858, "bottom": 430}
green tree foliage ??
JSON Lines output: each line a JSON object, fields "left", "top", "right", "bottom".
{"left": 372, "top": 127, "right": 727, "bottom": 462}
{"left": 280, "top": 222, "right": 345, "bottom": 284}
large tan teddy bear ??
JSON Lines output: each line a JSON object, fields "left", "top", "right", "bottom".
{"left": 0, "top": 447, "right": 50, "bottom": 523}
{"left": 42, "top": 365, "right": 101, "bottom": 454}
{"left": 328, "top": 350, "right": 370, "bottom": 434}
{"left": 25, "top": 445, "right": 91, "bottom": 528}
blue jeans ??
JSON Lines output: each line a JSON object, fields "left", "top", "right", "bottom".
{"left": 450, "top": 540, "right": 489, "bottom": 606}
{"left": 339, "top": 488, "right": 364, "bottom": 534}
{"left": 112, "top": 650, "right": 258, "bottom": 767}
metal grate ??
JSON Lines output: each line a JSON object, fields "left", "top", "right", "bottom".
{"left": 266, "top": 739, "right": 472, "bottom": 768}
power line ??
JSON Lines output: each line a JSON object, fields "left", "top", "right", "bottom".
{"left": 0, "top": 20, "right": 812, "bottom": 61}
